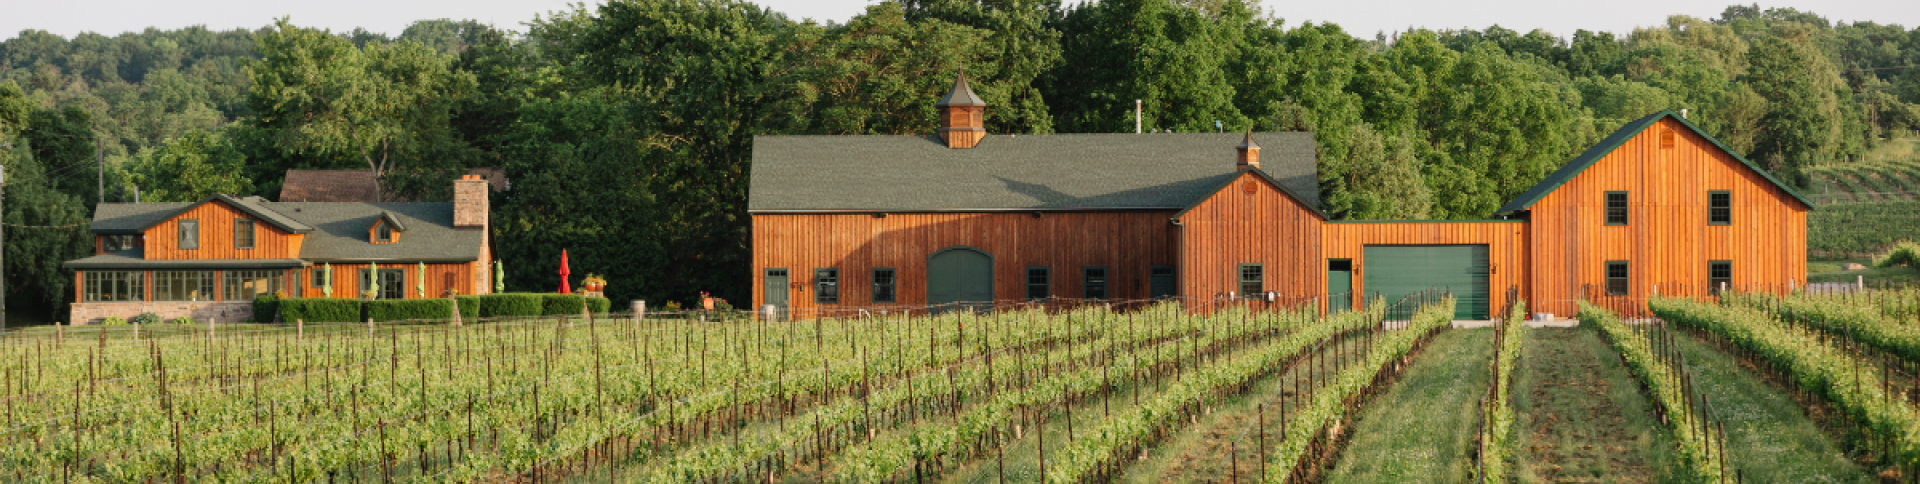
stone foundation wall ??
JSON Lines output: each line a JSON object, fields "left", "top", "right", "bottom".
{"left": 69, "top": 301, "right": 254, "bottom": 325}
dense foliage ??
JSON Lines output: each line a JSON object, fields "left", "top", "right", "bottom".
{"left": 278, "top": 297, "right": 364, "bottom": 322}
{"left": 5, "top": 2, "right": 1919, "bottom": 317}
{"left": 365, "top": 298, "right": 457, "bottom": 321}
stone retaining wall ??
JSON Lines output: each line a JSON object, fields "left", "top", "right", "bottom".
{"left": 68, "top": 301, "right": 254, "bottom": 325}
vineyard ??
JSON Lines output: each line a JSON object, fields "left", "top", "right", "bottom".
{"left": 0, "top": 292, "right": 1479, "bottom": 484}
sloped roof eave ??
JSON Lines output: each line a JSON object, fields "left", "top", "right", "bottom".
{"left": 1171, "top": 168, "right": 1329, "bottom": 222}
{"left": 1494, "top": 110, "right": 1816, "bottom": 215}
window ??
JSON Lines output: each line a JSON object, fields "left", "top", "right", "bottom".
{"left": 359, "top": 268, "right": 406, "bottom": 299}
{"left": 1238, "top": 263, "right": 1264, "bottom": 299}
{"left": 178, "top": 219, "right": 200, "bottom": 249}
{"left": 103, "top": 235, "right": 138, "bottom": 251}
{"left": 1083, "top": 266, "right": 1108, "bottom": 300}
{"left": 154, "top": 271, "right": 216, "bottom": 301}
{"left": 872, "top": 268, "right": 897, "bottom": 303}
{"left": 815, "top": 268, "right": 839, "bottom": 304}
{"left": 234, "top": 219, "right": 256, "bottom": 249}
{"left": 1605, "top": 261, "right": 1629, "bottom": 296}
{"left": 311, "top": 266, "right": 330, "bottom": 288}
{"left": 1709, "top": 261, "right": 1732, "bottom": 295}
{"left": 83, "top": 271, "right": 143, "bottom": 302}
{"left": 1605, "top": 192, "right": 1628, "bottom": 226}
{"left": 224, "top": 270, "right": 283, "bottom": 300}
{"left": 1027, "top": 267, "right": 1050, "bottom": 300}
{"left": 1709, "top": 191, "right": 1731, "bottom": 225}
{"left": 376, "top": 222, "right": 394, "bottom": 243}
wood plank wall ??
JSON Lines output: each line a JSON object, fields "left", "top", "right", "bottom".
{"left": 1174, "top": 171, "right": 1323, "bottom": 311}
{"left": 1527, "top": 118, "right": 1809, "bottom": 317}
{"left": 143, "top": 200, "right": 304, "bottom": 260}
{"left": 751, "top": 211, "right": 1177, "bottom": 318}
{"left": 1321, "top": 221, "right": 1531, "bottom": 314}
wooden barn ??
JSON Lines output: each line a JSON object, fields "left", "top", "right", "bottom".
{"left": 749, "top": 73, "right": 1810, "bottom": 320}
{"left": 64, "top": 175, "right": 494, "bottom": 324}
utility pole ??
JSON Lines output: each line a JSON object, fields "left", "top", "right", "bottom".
{"left": 97, "top": 134, "right": 104, "bottom": 204}
{"left": 2, "top": 164, "right": 8, "bottom": 335}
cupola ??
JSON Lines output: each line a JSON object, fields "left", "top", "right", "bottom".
{"left": 1236, "top": 130, "right": 1260, "bottom": 170}
{"left": 937, "top": 70, "right": 987, "bottom": 149}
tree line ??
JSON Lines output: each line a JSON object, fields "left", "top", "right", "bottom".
{"left": 1, "top": 0, "right": 1917, "bottom": 318}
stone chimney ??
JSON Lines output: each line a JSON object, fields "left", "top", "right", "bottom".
{"left": 453, "top": 174, "right": 489, "bottom": 228}
{"left": 937, "top": 70, "right": 987, "bottom": 149}
{"left": 1236, "top": 130, "right": 1260, "bottom": 170}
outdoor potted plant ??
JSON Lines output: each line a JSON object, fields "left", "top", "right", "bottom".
{"left": 582, "top": 274, "right": 607, "bottom": 293}
{"left": 700, "top": 291, "right": 718, "bottom": 310}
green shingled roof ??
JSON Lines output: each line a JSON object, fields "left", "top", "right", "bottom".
{"left": 749, "top": 132, "right": 1319, "bottom": 212}
{"left": 85, "top": 201, "right": 483, "bottom": 262}
{"left": 1494, "top": 110, "right": 1815, "bottom": 216}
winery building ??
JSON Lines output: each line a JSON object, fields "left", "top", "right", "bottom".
{"left": 749, "top": 74, "right": 1811, "bottom": 320}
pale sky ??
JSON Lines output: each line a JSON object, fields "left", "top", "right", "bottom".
{"left": 3, "top": 0, "right": 1916, "bottom": 42}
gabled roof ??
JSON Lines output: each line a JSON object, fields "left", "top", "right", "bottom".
{"left": 749, "top": 132, "right": 1319, "bottom": 212}
{"left": 86, "top": 200, "right": 483, "bottom": 262}
{"left": 1495, "top": 110, "right": 1815, "bottom": 215}
{"left": 936, "top": 71, "right": 986, "bottom": 107}
{"left": 1172, "top": 168, "right": 1329, "bottom": 221}
{"left": 377, "top": 210, "right": 409, "bottom": 232}
{"left": 110, "top": 194, "right": 315, "bottom": 234}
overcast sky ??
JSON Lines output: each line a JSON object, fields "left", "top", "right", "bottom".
{"left": 4, "top": 0, "right": 1916, "bottom": 42}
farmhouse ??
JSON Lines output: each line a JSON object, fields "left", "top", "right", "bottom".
{"left": 63, "top": 175, "right": 494, "bottom": 324}
{"left": 749, "top": 73, "right": 1811, "bottom": 320}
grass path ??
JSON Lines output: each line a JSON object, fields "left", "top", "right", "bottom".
{"left": 1673, "top": 329, "right": 1874, "bottom": 483}
{"left": 1321, "top": 328, "right": 1492, "bottom": 484}
{"left": 1511, "top": 327, "right": 1681, "bottom": 483}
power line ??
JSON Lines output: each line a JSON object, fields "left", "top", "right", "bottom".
{"left": 0, "top": 221, "right": 88, "bottom": 229}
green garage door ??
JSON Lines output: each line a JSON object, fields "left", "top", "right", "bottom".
{"left": 1362, "top": 245, "right": 1488, "bottom": 320}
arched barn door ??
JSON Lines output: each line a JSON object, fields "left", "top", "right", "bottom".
{"left": 928, "top": 246, "right": 994, "bottom": 313}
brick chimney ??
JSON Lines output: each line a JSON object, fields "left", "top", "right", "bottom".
{"left": 453, "top": 174, "right": 489, "bottom": 228}
{"left": 1236, "top": 130, "right": 1260, "bottom": 170}
{"left": 937, "top": 70, "right": 986, "bottom": 149}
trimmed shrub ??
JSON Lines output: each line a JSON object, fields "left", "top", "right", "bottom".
{"left": 253, "top": 295, "right": 280, "bottom": 323}
{"left": 171, "top": 317, "right": 197, "bottom": 325}
{"left": 1876, "top": 241, "right": 1920, "bottom": 270}
{"left": 542, "top": 294, "right": 586, "bottom": 316}
{"left": 479, "top": 293, "right": 541, "bottom": 317}
{"left": 585, "top": 297, "right": 611, "bottom": 315}
{"left": 101, "top": 316, "right": 128, "bottom": 326}
{"left": 130, "top": 312, "right": 163, "bottom": 326}
{"left": 367, "top": 299, "right": 456, "bottom": 322}
{"left": 455, "top": 295, "right": 483, "bottom": 319}
{"left": 279, "top": 298, "right": 364, "bottom": 323}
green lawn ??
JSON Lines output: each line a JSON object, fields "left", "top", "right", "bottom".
{"left": 1808, "top": 258, "right": 1920, "bottom": 286}
{"left": 1322, "top": 328, "right": 1493, "bottom": 484}
{"left": 1673, "top": 330, "right": 1874, "bottom": 483}
{"left": 1512, "top": 327, "right": 1683, "bottom": 483}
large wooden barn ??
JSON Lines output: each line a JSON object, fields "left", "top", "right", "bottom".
{"left": 749, "top": 74, "right": 1811, "bottom": 320}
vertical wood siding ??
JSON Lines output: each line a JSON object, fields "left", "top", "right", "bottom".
{"left": 142, "top": 200, "right": 304, "bottom": 260}
{"left": 1174, "top": 171, "right": 1323, "bottom": 311}
{"left": 293, "top": 263, "right": 475, "bottom": 299}
{"left": 1527, "top": 118, "right": 1809, "bottom": 317}
{"left": 751, "top": 211, "right": 1177, "bottom": 318}
{"left": 1321, "top": 221, "right": 1531, "bottom": 314}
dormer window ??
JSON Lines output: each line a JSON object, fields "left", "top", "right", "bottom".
{"left": 370, "top": 210, "right": 406, "bottom": 244}
{"left": 376, "top": 222, "right": 394, "bottom": 243}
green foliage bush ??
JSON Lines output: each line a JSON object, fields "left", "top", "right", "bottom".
{"left": 455, "top": 295, "right": 483, "bottom": 318}
{"left": 542, "top": 294, "right": 586, "bottom": 316}
{"left": 1874, "top": 241, "right": 1920, "bottom": 269}
{"left": 171, "top": 317, "right": 197, "bottom": 325}
{"left": 252, "top": 295, "right": 280, "bottom": 323}
{"left": 279, "top": 298, "right": 364, "bottom": 323}
{"left": 130, "top": 312, "right": 163, "bottom": 326}
{"left": 367, "top": 299, "right": 456, "bottom": 322}
{"left": 585, "top": 297, "right": 611, "bottom": 315}
{"left": 101, "top": 316, "right": 128, "bottom": 326}
{"left": 478, "top": 293, "right": 541, "bottom": 317}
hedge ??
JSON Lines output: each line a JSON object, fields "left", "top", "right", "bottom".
{"left": 586, "top": 297, "right": 611, "bottom": 315}
{"left": 367, "top": 299, "right": 456, "bottom": 321}
{"left": 252, "top": 295, "right": 280, "bottom": 323}
{"left": 455, "top": 295, "right": 483, "bottom": 319}
{"left": 479, "top": 293, "right": 542, "bottom": 317}
{"left": 542, "top": 294, "right": 586, "bottom": 316}
{"left": 279, "top": 298, "right": 363, "bottom": 323}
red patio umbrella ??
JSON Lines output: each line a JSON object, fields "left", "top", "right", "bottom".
{"left": 558, "top": 249, "right": 573, "bottom": 294}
